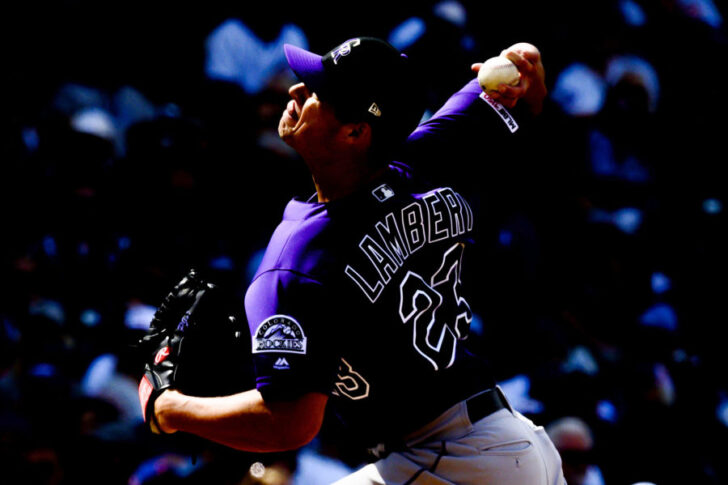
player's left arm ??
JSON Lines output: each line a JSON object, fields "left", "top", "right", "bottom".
{"left": 137, "top": 269, "right": 329, "bottom": 453}
{"left": 151, "top": 270, "right": 335, "bottom": 453}
{"left": 153, "top": 388, "right": 328, "bottom": 452}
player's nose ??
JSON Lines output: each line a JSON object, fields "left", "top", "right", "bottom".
{"left": 288, "top": 83, "right": 311, "bottom": 104}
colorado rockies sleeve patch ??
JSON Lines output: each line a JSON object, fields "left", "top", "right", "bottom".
{"left": 252, "top": 315, "right": 308, "bottom": 354}
{"left": 479, "top": 91, "right": 519, "bottom": 133}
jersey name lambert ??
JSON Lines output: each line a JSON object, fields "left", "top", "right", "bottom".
{"left": 345, "top": 187, "right": 473, "bottom": 302}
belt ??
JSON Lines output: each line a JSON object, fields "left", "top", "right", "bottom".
{"left": 368, "top": 387, "right": 510, "bottom": 460}
{"left": 465, "top": 387, "right": 510, "bottom": 424}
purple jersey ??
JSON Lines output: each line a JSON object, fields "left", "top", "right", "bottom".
{"left": 245, "top": 79, "right": 527, "bottom": 448}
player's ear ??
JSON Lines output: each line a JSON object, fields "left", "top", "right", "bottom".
{"left": 343, "top": 122, "right": 372, "bottom": 147}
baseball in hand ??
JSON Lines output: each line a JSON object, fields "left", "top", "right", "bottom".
{"left": 477, "top": 56, "right": 520, "bottom": 94}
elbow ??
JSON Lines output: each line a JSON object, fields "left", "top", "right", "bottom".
{"left": 266, "top": 392, "right": 327, "bottom": 451}
{"left": 272, "top": 408, "right": 324, "bottom": 451}
{"left": 222, "top": 413, "right": 320, "bottom": 453}
{"left": 282, "top": 421, "right": 321, "bottom": 450}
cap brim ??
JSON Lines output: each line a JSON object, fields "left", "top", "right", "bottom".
{"left": 284, "top": 44, "right": 326, "bottom": 92}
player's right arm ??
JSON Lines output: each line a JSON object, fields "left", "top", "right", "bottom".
{"left": 400, "top": 42, "right": 546, "bottom": 185}
{"left": 407, "top": 42, "right": 546, "bottom": 144}
{"left": 475, "top": 42, "right": 546, "bottom": 114}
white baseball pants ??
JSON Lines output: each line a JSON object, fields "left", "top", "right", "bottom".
{"left": 332, "top": 392, "right": 565, "bottom": 485}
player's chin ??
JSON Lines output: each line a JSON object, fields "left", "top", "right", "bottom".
{"left": 278, "top": 124, "right": 298, "bottom": 149}
{"left": 278, "top": 116, "right": 296, "bottom": 139}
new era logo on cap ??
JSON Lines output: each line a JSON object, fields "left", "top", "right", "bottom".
{"left": 368, "top": 102, "right": 382, "bottom": 117}
{"left": 284, "top": 37, "right": 425, "bottom": 148}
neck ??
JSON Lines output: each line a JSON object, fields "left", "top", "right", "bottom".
{"left": 309, "top": 156, "right": 385, "bottom": 203}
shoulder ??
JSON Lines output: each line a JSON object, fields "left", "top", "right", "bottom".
{"left": 252, "top": 198, "right": 339, "bottom": 280}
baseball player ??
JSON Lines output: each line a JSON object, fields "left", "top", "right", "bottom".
{"left": 141, "top": 37, "right": 564, "bottom": 484}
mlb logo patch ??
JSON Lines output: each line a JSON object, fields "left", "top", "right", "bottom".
{"left": 372, "top": 184, "right": 395, "bottom": 202}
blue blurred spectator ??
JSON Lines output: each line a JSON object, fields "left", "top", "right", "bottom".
{"left": 205, "top": 18, "right": 307, "bottom": 96}
{"left": 546, "top": 417, "right": 605, "bottom": 485}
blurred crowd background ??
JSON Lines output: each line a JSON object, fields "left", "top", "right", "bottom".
{"left": 2, "top": 1, "right": 727, "bottom": 484}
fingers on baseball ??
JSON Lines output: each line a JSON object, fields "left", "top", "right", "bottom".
{"left": 498, "top": 84, "right": 519, "bottom": 97}
{"left": 489, "top": 89, "right": 516, "bottom": 107}
{"left": 502, "top": 51, "right": 534, "bottom": 77}
{"left": 496, "top": 81, "right": 529, "bottom": 107}
{"left": 499, "top": 85, "right": 523, "bottom": 104}
{"left": 503, "top": 42, "right": 540, "bottom": 60}
{"left": 493, "top": 95, "right": 517, "bottom": 109}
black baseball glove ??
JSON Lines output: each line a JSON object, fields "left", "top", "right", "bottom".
{"left": 138, "top": 269, "right": 254, "bottom": 434}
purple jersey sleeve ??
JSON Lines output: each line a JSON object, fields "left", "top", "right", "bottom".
{"left": 408, "top": 78, "right": 533, "bottom": 142}
{"left": 244, "top": 200, "right": 340, "bottom": 401}
{"left": 407, "top": 79, "right": 484, "bottom": 144}
{"left": 401, "top": 78, "right": 535, "bottom": 185}
{"left": 245, "top": 269, "right": 339, "bottom": 400}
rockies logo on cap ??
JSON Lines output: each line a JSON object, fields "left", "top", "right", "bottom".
{"left": 283, "top": 37, "right": 425, "bottom": 138}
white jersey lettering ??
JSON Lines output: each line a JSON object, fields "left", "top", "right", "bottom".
{"left": 345, "top": 187, "right": 473, "bottom": 301}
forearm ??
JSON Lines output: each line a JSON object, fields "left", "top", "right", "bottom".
{"left": 407, "top": 78, "right": 482, "bottom": 145}
{"left": 401, "top": 78, "right": 535, "bottom": 183}
{"left": 155, "top": 388, "right": 327, "bottom": 452}
{"left": 406, "top": 43, "right": 546, "bottom": 156}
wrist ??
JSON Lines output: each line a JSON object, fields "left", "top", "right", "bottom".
{"left": 524, "top": 85, "right": 547, "bottom": 116}
{"left": 154, "top": 389, "right": 179, "bottom": 434}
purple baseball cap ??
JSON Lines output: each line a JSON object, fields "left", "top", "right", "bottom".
{"left": 282, "top": 43, "right": 328, "bottom": 95}
{"left": 283, "top": 37, "right": 424, "bottom": 146}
